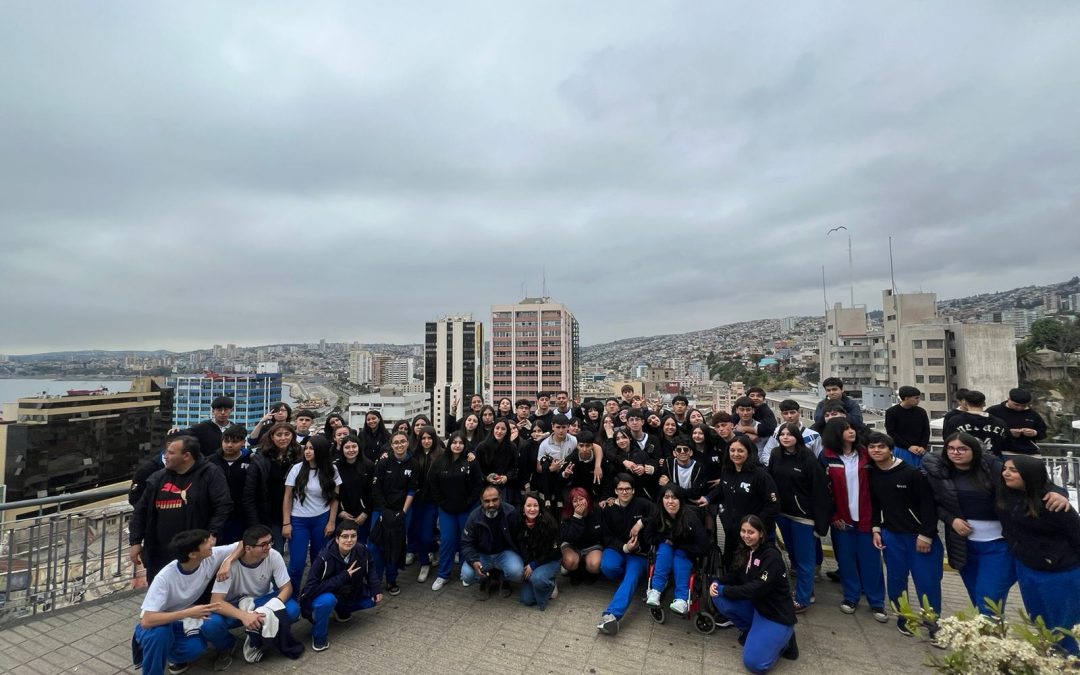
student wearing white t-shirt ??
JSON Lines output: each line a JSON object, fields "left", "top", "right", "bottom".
{"left": 283, "top": 435, "right": 342, "bottom": 592}
{"left": 132, "top": 530, "right": 241, "bottom": 675}
{"left": 201, "top": 525, "right": 304, "bottom": 665}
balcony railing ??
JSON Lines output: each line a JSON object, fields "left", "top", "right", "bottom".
{"left": 0, "top": 488, "right": 134, "bottom": 626}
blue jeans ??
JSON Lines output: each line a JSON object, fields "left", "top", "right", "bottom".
{"left": 460, "top": 549, "right": 525, "bottom": 585}
{"left": 651, "top": 542, "right": 693, "bottom": 601}
{"left": 133, "top": 622, "right": 208, "bottom": 675}
{"left": 958, "top": 538, "right": 1015, "bottom": 616}
{"left": 288, "top": 511, "right": 331, "bottom": 592}
{"left": 310, "top": 593, "right": 375, "bottom": 643}
{"left": 830, "top": 526, "right": 884, "bottom": 607}
{"left": 713, "top": 591, "right": 794, "bottom": 674}
{"left": 201, "top": 593, "right": 301, "bottom": 650}
{"left": 521, "top": 559, "right": 560, "bottom": 610}
{"left": 777, "top": 516, "right": 816, "bottom": 605}
{"left": 600, "top": 548, "right": 649, "bottom": 619}
{"left": 1016, "top": 560, "right": 1080, "bottom": 655}
{"left": 881, "top": 529, "right": 942, "bottom": 615}
{"left": 407, "top": 500, "right": 439, "bottom": 560}
{"left": 436, "top": 507, "right": 473, "bottom": 580}
{"left": 368, "top": 509, "right": 413, "bottom": 585}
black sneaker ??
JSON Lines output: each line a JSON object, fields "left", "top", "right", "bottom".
{"left": 928, "top": 625, "right": 946, "bottom": 649}
{"left": 714, "top": 613, "right": 735, "bottom": 629}
{"left": 826, "top": 570, "right": 842, "bottom": 583}
{"left": 839, "top": 600, "right": 857, "bottom": 614}
{"left": 737, "top": 630, "right": 748, "bottom": 646}
{"left": 782, "top": 634, "right": 799, "bottom": 660}
{"left": 387, "top": 583, "right": 401, "bottom": 596}
{"left": 167, "top": 664, "right": 189, "bottom": 675}
{"left": 897, "top": 618, "right": 915, "bottom": 637}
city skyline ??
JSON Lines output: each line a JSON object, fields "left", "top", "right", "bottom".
{"left": 2, "top": 3, "right": 1079, "bottom": 354}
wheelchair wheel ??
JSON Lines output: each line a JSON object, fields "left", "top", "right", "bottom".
{"left": 695, "top": 611, "right": 717, "bottom": 635}
{"left": 649, "top": 607, "right": 666, "bottom": 624}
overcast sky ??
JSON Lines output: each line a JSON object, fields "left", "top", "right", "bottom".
{"left": 2, "top": 2, "right": 1078, "bottom": 354}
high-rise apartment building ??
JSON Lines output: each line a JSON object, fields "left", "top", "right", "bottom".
{"left": 348, "top": 350, "right": 373, "bottom": 384}
{"left": 166, "top": 372, "right": 282, "bottom": 430}
{"left": 424, "top": 314, "right": 483, "bottom": 436}
{"left": 490, "top": 297, "right": 578, "bottom": 403}
{"left": 372, "top": 355, "right": 393, "bottom": 386}
{"left": 384, "top": 358, "right": 416, "bottom": 385}
{"left": 820, "top": 290, "right": 1018, "bottom": 418}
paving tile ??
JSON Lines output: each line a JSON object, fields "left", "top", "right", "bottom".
{"left": 66, "top": 657, "right": 120, "bottom": 675}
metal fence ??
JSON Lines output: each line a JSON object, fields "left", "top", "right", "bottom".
{"left": 0, "top": 488, "right": 135, "bottom": 626}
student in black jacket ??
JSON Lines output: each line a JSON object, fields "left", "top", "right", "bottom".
{"left": 177, "top": 395, "right": 234, "bottom": 458}
{"left": 512, "top": 493, "right": 562, "bottom": 610}
{"left": 299, "top": 521, "right": 382, "bottom": 652}
{"left": 357, "top": 410, "right": 391, "bottom": 464}
{"left": 768, "top": 423, "right": 831, "bottom": 613}
{"left": 884, "top": 386, "right": 930, "bottom": 468}
{"left": 129, "top": 435, "right": 232, "bottom": 582}
{"left": 559, "top": 487, "right": 604, "bottom": 581}
{"left": 657, "top": 436, "right": 710, "bottom": 504}
{"left": 335, "top": 434, "right": 374, "bottom": 543}
{"left": 407, "top": 426, "right": 444, "bottom": 583}
{"left": 866, "top": 434, "right": 943, "bottom": 639}
{"left": 710, "top": 514, "right": 798, "bottom": 673}
{"left": 368, "top": 431, "right": 419, "bottom": 596}
{"left": 704, "top": 435, "right": 779, "bottom": 572}
{"left": 207, "top": 424, "right": 252, "bottom": 544}
{"left": 644, "top": 485, "right": 710, "bottom": 616}
{"left": 475, "top": 419, "right": 518, "bottom": 496}
{"left": 428, "top": 432, "right": 483, "bottom": 591}
{"left": 596, "top": 473, "right": 657, "bottom": 636}
{"left": 244, "top": 423, "right": 299, "bottom": 553}
{"left": 998, "top": 455, "right": 1080, "bottom": 655}
{"left": 985, "top": 388, "right": 1048, "bottom": 456}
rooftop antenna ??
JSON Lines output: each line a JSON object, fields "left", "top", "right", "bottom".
{"left": 542, "top": 265, "right": 547, "bottom": 298}
{"left": 888, "top": 236, "right": 898, "bottom": 297}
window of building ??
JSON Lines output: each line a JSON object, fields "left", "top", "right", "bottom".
{"left": 927, "top": 358, "right": 945, "bottom": 366}
{"left": 912, "top": 340, "right": 923, "bottom": 348}
{"left": 928, "top": 375, "right": 945, "bottom": 384}
{"left": 929, "top": 393, "right": 946, "bottom": 402}
{"left": 915, "top": 375, "right": 925, "bottom": 383}
{"left": 927, "top": 339, "right": 945, "bottom": 349}
{"left": 914, "top": 358, "right": 923, "bottom": 366}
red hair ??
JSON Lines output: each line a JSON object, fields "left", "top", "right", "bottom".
{"left": 562, "top": 487, "right": 593, "bottom": 519}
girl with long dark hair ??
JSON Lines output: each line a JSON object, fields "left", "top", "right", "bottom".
{"left": 248, "top": 401, "right": 292, "bottom": 446}
{"left": 244, "top": 422, "right": 300, "bottom": 552}
{"left": 710, "top": 515, "right": 799, "bottom": 672}
{"left": 428, "top": 431, "right": 483, "bottom": 591}
{"left": 704, "top": 435, "right": 778, "bottom": 572}
{"left": 476, "top": 418, "right": 517, "bottom": 494}
{"left": 407, "top": 425, "right": 444, "bottom": 581}
{"left": 358, "top": 410, "right": 391, "bottom": 463}
{"left": 645, "top": 485, "right": 710, "bottom": 616}
{"left": 335, "top": 434, "right": 374, "bottom": 543}
{"left": 283, "top": 434, "right": 341, "bottom": 591}
{"left": 513, "top": 493, "right": 562, "bottom": 610}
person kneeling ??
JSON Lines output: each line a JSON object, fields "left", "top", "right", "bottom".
{"left": 299, "top": 521, "right": 382, "bottom": 652}
{"left": 131, "top": 530, "right": 242, "bottom": 675}
{"left": 202, "top": 525, "right": 304, "bottom": 666}
{"left": 710, "top": 515, "right": 798, "bottom": 674}
{"left": 460, "top": 485, "right": 525, "bottom": 598}
{"left": 513, "top": 493, "right": 562, "bottom": 610}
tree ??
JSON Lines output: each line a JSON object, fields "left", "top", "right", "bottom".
{"left": 1015, "top": 341, "right": 1038, "bottom": 381}
{"left": 1028, "top": 318, "right": 1064, "bottom": 350}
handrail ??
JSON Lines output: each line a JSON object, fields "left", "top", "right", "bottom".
{"left": 0, "top": 487, "right": 129, "bottom": 513}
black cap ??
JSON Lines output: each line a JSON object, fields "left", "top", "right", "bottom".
{"left": 1008, "top": 388, "right": 1032, "bottom": 405}
{"left": 222, "top": 424, "right": 248, "bottom": 440}
{"left": 211, "top": 396, "right": 234, "bottom": 409}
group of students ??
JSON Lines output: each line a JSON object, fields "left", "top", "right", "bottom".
{"left": 129, "top": 383, "right": 1080, "bottom": 675}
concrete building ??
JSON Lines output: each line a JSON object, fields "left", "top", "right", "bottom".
{"left": 0, "top": 382, "right": 174, "bottom": 503}
{"left": 372, "top": 354, "right": 392, "bottom": 386}
{"left": 820, "top": 290, "right": 1019, "bottom": 418}
{"left": 384, "top": 358, "right": 416, "bottom": 385}
{"left": 256, "top": 361, "right": 279, "bottom": 374}
{"left": 425, "top": 314, "right": 484, "bottom": 435}
{"left": 348, "top": 350, "right": 373, "bottom": 385}
{"left": 490, "top": 297, "right": 579, "bottom": 402}
{"left": 167, "top": 372, "right": 282, "bottom": 430}
{"left": 347, "top": 388, "right": 430, "bottom": 431}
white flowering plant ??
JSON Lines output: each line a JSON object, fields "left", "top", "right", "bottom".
{"left": 894, "top": 596, "right": 1079, "bottom": 674}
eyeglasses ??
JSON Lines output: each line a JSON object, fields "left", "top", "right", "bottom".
{"left": 674, "top": 447, "right": 693, "bottom": 454}
{"left": 253, "top": 541, "right": 273, "bottom": 549}
{"left": 614, "top": 486, "right": 634, "bottom": 492}
{"left": 337, "top": 533, "right": 358, "bottom": 540}
{"left": 945, "top": 446, "right": 971, "bottom": 453}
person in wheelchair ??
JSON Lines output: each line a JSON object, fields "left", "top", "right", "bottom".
{"left": 645, "top": 484, "right": 710, "bottom": 615}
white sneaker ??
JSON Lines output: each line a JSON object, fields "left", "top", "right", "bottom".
{"left": 418, "top": 565, "right": 430, "bottom": 583}
{"left": 461, "top": 578, "right": 470, "bottom": 587}
{"left": 405, "top": 553, "right": 416, "bottom": 566}
{"left": 550, "top": 583, "right": 559, "bottom": 600}
{"left": 431, "top": 577, "right": 447, "bottom": 591}
{"left": 242, "top": 636, "right": 264, "bottom": 664}
{"left": 559, "top": 565, "right": 570, "bottom": 577}
{"left": 645, "top": 589, "right": 662, "bottom": 607}
{"left": 669, "top": 599, "right": 689, "bottom": 615}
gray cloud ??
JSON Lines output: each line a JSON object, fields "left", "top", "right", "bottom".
{"left": 2, "top": 1, "right": 1079, "bottom": 353}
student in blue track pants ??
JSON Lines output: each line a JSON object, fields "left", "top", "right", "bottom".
{"left": 711, "top": 515, "right": 798, "bottom": 674}
{"left": 596, "top": 474, "right": 657, "bottom": 636}
{"left": 867, "top": 435, "right": 943, "bottom": 640}
{"left": 998, "top": 455, "right": 1080, "bottom": 656}
{"left": 428, "top": 432, "right": 484, "bottom": 590}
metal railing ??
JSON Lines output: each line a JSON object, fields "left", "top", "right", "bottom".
{"left": 0, "top": 488, "right": 135, "bottom": 626}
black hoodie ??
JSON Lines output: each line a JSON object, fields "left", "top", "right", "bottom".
{"left": 336, "top": 455, "right": 375, "bottom": 520}
{"left": 371, "top": 452, "right": 419, "bottom": 512}
{"left": 428, "top": 452, "right": 484, "bottom": 514}
{"left": 718, "top": 540, "right": 796, "bottom": 627}
{"left": 767, "top": 447, "right": 831, "bottom": 536}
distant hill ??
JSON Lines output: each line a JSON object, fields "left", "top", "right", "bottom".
{"left": 10, "top": 349, "right": 177, "bottom": 362}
